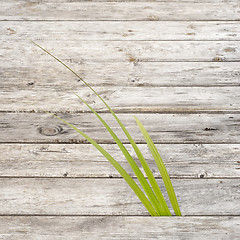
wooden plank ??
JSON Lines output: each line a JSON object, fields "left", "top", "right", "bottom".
{"left": 2, "top": 40, "right": 240, "bottom": 62}
{"left": 1, "top": 1, "right": 240, "bottom": 21}
{"left": 2, "top": 21, "right": 240, "bottom": 41}
{"left": 1, "top": 86, "right": 240, "bottom": 112}
{"left": 1, "top": 113, "right": 240, "bottom": 143}
{"left": 1, "top": 144, "right": 239, "bottom": 178}
{"left": 1, "top": 62, "right": 240, "bottom": 87}
{"left": 0, "top": 178, "right": 239, "bottom": 215}
{"left": 0, "top": 216, "right": 239, "bottom": 240}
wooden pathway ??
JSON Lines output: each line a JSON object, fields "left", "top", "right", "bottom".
{"left": 0, "top": 0, "right": 240, "bottom": 239}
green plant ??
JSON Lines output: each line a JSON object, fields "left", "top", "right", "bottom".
{"left": 33, "top": 42, "right": 182, "bottom": 216}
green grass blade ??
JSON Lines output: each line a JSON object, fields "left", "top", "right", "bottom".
{"left": 72, "top": 92, "right": 167, "bottom": 216}
{"left": 48, "top": 112, "right": 158, "bottom": 216}
{"left": 33, "top": 42, "right": 172, "bottom": 216}
{"left": 134, "top": 116, "right": 182, "bottom": 216}
{"left": 32, "top": 41, "right": 100, "bottom": 99}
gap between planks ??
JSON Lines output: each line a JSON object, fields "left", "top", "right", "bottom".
{"left": 0, "top": 214, "right": 239, "bottom": 217}
{"left": 1, "top": 110, "right": 240, "bottom": 114}
{"left": 0, "top": 177, "right": 239, "bottom": 179}
{"left": 2, "top": 20, "right": 240, "bottom": 22}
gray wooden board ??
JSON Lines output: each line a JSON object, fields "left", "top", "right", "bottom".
{"left": 1, "top": 86, "right": 240, "bottom": 112}
{"left": 2, "top": 21, "right": 240, "bottom": 41}
{"left": 1, "top": 1, "right": 240, "bottom": 21}
{"left": 0, "top": 178, "right": 239, "bottom": 216}
{"left": 1, "top": 113, "right": 240, "bottom": 143}
{"left": 1, "top": 144, "right": 239, "bottom": 178}
{"left": 0, "top": 216, "right": 239, "bottom": 240}
{"left": 1, "top": 62, "right": 240, "bottom": 87}
{"left": 2, "top": 40, "right": 240, "bottom": 62}
{"left": 1, "top": 112, "right": 240, "bottom": 143}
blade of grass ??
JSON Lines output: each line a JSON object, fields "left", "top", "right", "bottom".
{"left": 72, "top": 92, "right": 167, "bottom": 216}
{"left": 48, "top": 112, "right": 158, "bottom": 216}
{"left": 134, "top": 116, "right": 182, "bottom": 216}
{"left": 32, "top": 41, "right": 172, "bottom": 216}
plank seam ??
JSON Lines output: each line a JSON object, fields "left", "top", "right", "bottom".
{"left": 0, "top": 214, "right": 239, "bottom": 217}
{"left": 0, "top": 176, "right": 239, "bottom": 179}
{"left": 1, "top": 142, "right": 240, "bottom": 144}
{"left": 1, "top": 110, "right": 240, "bottom": 114}
{"left": 1, "top": 20, "right": 240, "bottom": 22}
{"left": 5, "top": 39, "right": 240, "bottom": 42}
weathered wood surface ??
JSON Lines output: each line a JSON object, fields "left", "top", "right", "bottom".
{"left": 1, "top": 0, "right": 240, "bottom": 238}
{"left": 1, "top": 62, "right": 240, "bottom": 87}
{"left": 1, "top": 113, "right": 240, "bottom": 143}
{"left": 1, "top": 1, "right": 240, "bottom": 21}
{"left": 0, "top": 216, "right": 239, "bottom": 240}
{"left": 1, "top": 144, "right": 239, "bottom": 178}
{"left": 0, "top": 178, "right": 239, "bottom": 215}
{"left": 2, "top": 40, "right": 240, "bottom": 62}
{"left": 2, "top": 21, "right": 240, "bottom": 41}
{"left": 1, "top": 86, "right": 240, "bottom": 112}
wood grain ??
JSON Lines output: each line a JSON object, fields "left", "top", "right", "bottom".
{"left": 2, "top": 40, "right": 240, "bottom": 62}
{"left": 0, "top": 216, "right": 239, "bottom": 240}
{"left": 2, "top": 21, "right": 240, "bottom": 41}
{"left": 0, "top": 178, "right": 239, "bottom": 216}
{"left": 1, "top": 62, "right": 240, "bottom": 87}
{"left": 1, "top": 0, "right": 239, "bottom": 236}
{"left": 1, "top": 86, "right": 240, "bottom": 112}
{"left": 1, "top": 144, "right": 239, "bottom": 178}
{"left": 1, "top": 113, "right": 240, "bottom": 143}
{"left": 1, "top": 1, "right": 240, "bottom": 21}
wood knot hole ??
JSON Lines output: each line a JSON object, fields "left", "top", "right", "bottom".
{"left": 213, "top": 57, "right": 224, "bottom": 62}
{"left": 38, "top": 125, "right": 63, "bottom": 136}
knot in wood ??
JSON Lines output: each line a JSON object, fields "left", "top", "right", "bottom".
{"left": 213, "top": 57, "right": 224, "bottom": 62}
{"left": 38, "top": 125, "right": 63, "bottom": 136}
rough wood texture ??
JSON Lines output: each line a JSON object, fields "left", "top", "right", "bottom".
{"left": 2, "top": 21, "right": 240, "bottom": 41}
{"left": 2, "top": 40, "right": 240, "bottom": 62}
{"left": 1, "top": 113, "right": 239, "bottom": 143}
{"left": 1, "top": 0, "right": 240, "bottom": 238}
{"left": 0, "top": 178, "right": 239, "bottom": 215}
{"left": 1, "top": 86, "right": 240, "bottom": 112}
{"left": 1, "top": 62, "right": 240, "bottom": 87}
{"left": 0, "top": 216, "right": 239, "bottom": 240}
{"left": 1, "top": 144, "right": 239, "bottom": 178}
{"left": 1, "top": 1, "right": 240, "bottom": 21}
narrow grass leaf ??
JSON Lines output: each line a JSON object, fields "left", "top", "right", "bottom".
{"left": 72, "top": 92, "right": 167, "bottom": 216}
{"left": 48, "top": 112, "right": 158, "bottom": 216}
{"left": 134, "top": 116, "right": 182, "bottom": 216}
{"left": 33, "top": 42, "right": 179, "bottom": 216}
